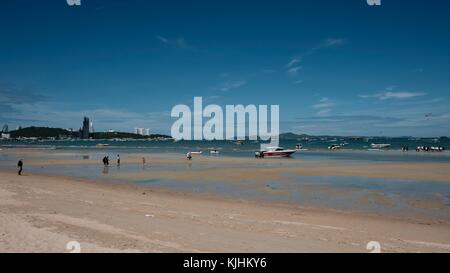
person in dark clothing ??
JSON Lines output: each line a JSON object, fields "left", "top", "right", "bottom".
{"left": 17, "top": 160, "right": 23, "bottom": 175}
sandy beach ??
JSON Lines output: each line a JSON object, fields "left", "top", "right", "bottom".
{"left": 1, "top": 149, "right": 450, "bottom": 253}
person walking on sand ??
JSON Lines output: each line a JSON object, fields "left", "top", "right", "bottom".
{"left": 17, "top": 160, "right": 23, "bottom": 175}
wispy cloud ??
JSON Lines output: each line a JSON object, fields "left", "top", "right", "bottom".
{"left": 216, "top": 81, "right": 247, "bottom": 92}
{"left": 289, "top": 113, "right": 450, "bottom": 137}
{"left": 412, "top": 68, "right": 424, "bottom": 73}
{"left": 3, "top": 101, "right": 171, "bottom": 133}
{"left": 0, "top": 86, "right": 47, "bottom": 104}
{"left": 285, "top": 58, "right": 301, "bottom": 68}
{"left": 287, "top": 66, "right": 302, "bottom": 77}
{"left": 312, "top": 98, "right": 334, "bottom": 116}
{"left": 302, "top": 38, "right": 346, "bottom": 58}
{"left": 0, "top": 85, "right": 171, "bottom": 133}
{"left": 322, "top": 38, "right": 346, "bottom": 47}
{"left": 360, "top": 89, "right": 426, "bottom": 100}
{"left": 316, "top": 108, "right": 331, "bottom": 116}
{"left": 156, "top": 35, "right": 190, "bottom": 49}
{"left": 312, "top": 98, "right": 334, "bottom": 109}
{"left": 285, "top": 38, "right": 346, "bottom": 77}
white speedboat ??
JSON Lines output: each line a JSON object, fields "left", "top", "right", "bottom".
{"left": 96, "top": 143, "right": 110, "bottom": 147}
{"left": 371, "top": 143, "right": 391, "bottom": 149}
{"left": 295, "top": 144, "right": 308, "bottom": 151}
{"left": 262, "top": 147, "right": 296, "bottom": 158}
{"left": 328, "top": 144, "right": 341, "bottom": 150}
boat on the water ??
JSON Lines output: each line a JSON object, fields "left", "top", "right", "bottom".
{"left": 96, "top": 143, "right": 110, "bottom": 147}
{"left": 416, "top": 146, "right": 446, "bottom": 152}
{"left": 370, "top": 143, "right": 391, "bottom": 149}
{"left": 295, "top": 144, "right": 308, "bottom": 151}
{"left": 262, "top": 147, "right": 296, "bottom": 158}
{"left": 328, "top": 144, "right": 341, "bottom": 150}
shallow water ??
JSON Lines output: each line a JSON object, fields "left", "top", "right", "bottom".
{"left": 1, "top": 147, "right": 450, "bottom": 220}
{"left": 137, "top": 175, "right": 450, "bottom": 220}
{"left": 2, "top": 139, "right": 450, "bottom": 163}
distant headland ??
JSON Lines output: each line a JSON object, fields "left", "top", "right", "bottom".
{"left": 3, "top": 126, "right": 172, "bottom": 141}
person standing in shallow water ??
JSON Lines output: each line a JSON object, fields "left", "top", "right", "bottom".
{"left": 17, "top": 160, "right": 23, "bottom": 175}
{"left": 117, "top": 154, "right": 121, "bottom": 166}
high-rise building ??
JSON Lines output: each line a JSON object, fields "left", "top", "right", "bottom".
{"left": 134, "top": 128, "right": 149, "bottom": 136}
{"left": 81, "top": 117, "right": 90, "bottom": 139}
{"left": 1, "top": 125, "right": 10, "bottom": 139}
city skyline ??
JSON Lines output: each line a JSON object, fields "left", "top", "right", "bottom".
{"left": 1, "top": 0, "right": 450, "bottom": 137}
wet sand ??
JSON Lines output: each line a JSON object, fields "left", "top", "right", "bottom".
{"left": 5, "top": 148, "right": 450, "bottom": 182}
{"left": 1, "top": 172, "right": 450, "bottom": 253}
{"left": 1, "top": 148, "right": 450, "bottom": 252}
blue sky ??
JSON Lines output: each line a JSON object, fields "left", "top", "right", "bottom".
{"left": 1, "top": 0, "right": 449, "bottom": 136}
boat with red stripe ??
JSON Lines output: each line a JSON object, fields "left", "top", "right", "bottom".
{"left": 261, "top": 147, "right": 297, "bottom": 158}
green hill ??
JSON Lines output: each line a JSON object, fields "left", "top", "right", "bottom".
{"left": 90, "top": 132, "right": 171, "bottom": 139}
{"left": 10, "top": 127, "right": 75, "bottom": 138}
{"left": 8, "top": 127, "right": 171, "bottom": 140}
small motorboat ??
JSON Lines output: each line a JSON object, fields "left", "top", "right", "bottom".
{"left": 295, "top": 144, "right": 308, "bottom": 151}
{"left": 262, "top": 147, "right": 296, "bottom": 158}
{"left": 190, "top": 151, "right": 203, "bottom": 155}
{"left": 210, "top": 150, "right": 220, "bottom": 154}
{"left": 96, "top": 143, "right": 110, "bottom": 147}
{"left": 328, "top": 144, "right": 341, "bottom": 150}
{"left": 371, "top": 143, "right": 391, "bottom": 149}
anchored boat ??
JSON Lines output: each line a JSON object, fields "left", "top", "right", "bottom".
{"left": 370, "top": 143, "right": 391, "bottom": 149}
{"left": 262, "top": 147, "right": 297, "bottom": 158}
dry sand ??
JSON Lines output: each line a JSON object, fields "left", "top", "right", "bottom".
{"left": 1, "top": 171, "right": 450, "bottom": 253}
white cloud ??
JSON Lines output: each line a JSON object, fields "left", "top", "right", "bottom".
{"left": 323, "top": 38, "right": 346, "bottom": 47}
{"left": 286, "top": 58, "right": 300, "bottom": 68}
{"left": 316, "top": 108, "right": 331, "bottom": 116}
{"left": 156, "top": 36, "right": 190, "bottom": 49}
{"left": 217, "top": 81, "right": 247, "bottom": 92}
{"left": 156, "top": 35, "right": 169, "bottom": 44}
{"left": 312, "top": 98, "right": 334, "bottom": 109}
{"left": 2, "top": 100, "right": 171, "bottom": 134}
{"left": 380, "top": 92, "right": 426, "bottom": 100}
{"left": 312, "top": 98, "right": 334, "bottom": 116}
{"left": 360, "top": 91, "right": 426, "bottom": 100}
{"left": 287, "top": 66, "right": 302, "bottom": 77}
{"left": 285, "top": 38, "right": 345, "bottom": 77}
